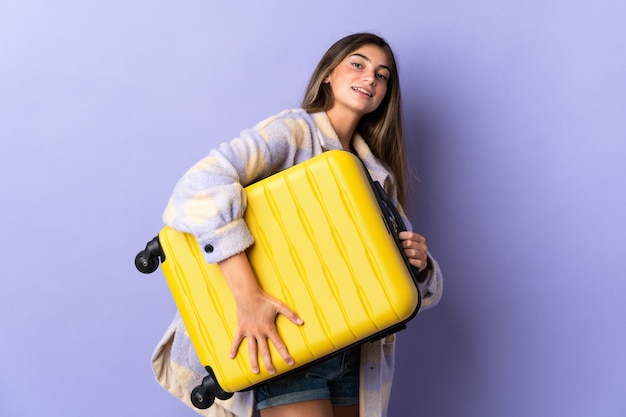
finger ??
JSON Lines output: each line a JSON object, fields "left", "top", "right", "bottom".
{"left": 276, "top": 304, "right": 304, "bottom": 326}
{"left": 267, "top": 331, "right": 295, "bottom": 367}
{"left": 402, "top": 239, "right": 417, "bottom": 249}
{"left": 407, "top": 256, "right": 427, "bottom": 271}
{"left": 398, "top": 231, "right": 425, "bottom": 242}
{"left": 403, "top": 246, "right": 424, "bottom": 259}
{"left": 230, "top": 330, "right": 244, "bottom": 359}
{"left": 403, "top": 245, "right": 426, "bottom": 263}
{"left": 402, "top": 235, "right": 426, "bottom": 252}
{"left": 403, "top": 239, "right": 427, "bottom": 255}
{"left": 257, "top": 337, "right": 276, "bottom": 375}
{"left": 397, "top": 231, "right": 412, "bottom": 240}
{"left": 247, "top": 336, "right": 260, "bottom": 374}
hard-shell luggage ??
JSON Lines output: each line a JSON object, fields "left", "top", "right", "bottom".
{"left": 135, "top": 150, "right": 422, "bottom": 409}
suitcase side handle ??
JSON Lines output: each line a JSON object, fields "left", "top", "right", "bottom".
{"left": 371, "top": 180, "right": 422, "bottom": 274}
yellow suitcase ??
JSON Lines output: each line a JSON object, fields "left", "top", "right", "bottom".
{"left": 135, "top": 150, "right": 422, "bottom": 409}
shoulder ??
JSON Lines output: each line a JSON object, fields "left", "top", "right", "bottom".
{"left": 253, "top": 108, "right": 314, "bottom": 131}
{"left": 247, "top": 108, "right": 323, "bottom": 149}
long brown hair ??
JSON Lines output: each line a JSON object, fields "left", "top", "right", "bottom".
{"left": 301, "top": 33, "right": 408, "bottom": 206}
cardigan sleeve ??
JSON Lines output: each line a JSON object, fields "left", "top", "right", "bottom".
{"left": 395, "top": 199, "right": 444, "bottom": 310}
{"left": 162, "top": 110, "right": 316, "bottom": 263}
{"left": 417, "top": 254, "right": 443, "bottom": 309}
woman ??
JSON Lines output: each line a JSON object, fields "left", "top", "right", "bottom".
{"left": 152, "top": 32, "right": 443, "bottom": 417}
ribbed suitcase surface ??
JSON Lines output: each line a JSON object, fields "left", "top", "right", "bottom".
{"left": 157, "top": 150, "right": 420, "bottom": 394}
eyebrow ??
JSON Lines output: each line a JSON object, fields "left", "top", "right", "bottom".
{"left": 350, "top": 53, "right": 391, "bottom": 72}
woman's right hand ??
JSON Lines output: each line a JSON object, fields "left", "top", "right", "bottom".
{"left": 219, "top": 252, "right": 304, "bottom": 374}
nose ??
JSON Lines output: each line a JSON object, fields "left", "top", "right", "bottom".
{"left": 363, "top": 69, "right": 376, "bottom": 85}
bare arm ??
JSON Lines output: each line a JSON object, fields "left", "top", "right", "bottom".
{"left": 218, "top": 252, "right": 304, "bottom": 374}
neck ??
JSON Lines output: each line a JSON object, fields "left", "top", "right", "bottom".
{"left": 326, "top": 107, "right": 361, "bottom": 150}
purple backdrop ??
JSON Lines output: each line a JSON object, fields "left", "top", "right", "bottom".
{"left": 1, "top": 1, "right": 624, "bottom": 416}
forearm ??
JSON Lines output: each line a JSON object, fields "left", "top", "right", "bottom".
{"left": 218, "top": 251, "right": 262, "bottom": 303}
{"left": 163, "top": 114, "right": 304, "bottom": 264}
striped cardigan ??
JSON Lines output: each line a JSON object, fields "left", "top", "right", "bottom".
{"left": 152, "top": 109, "right": 443, "bottom": 417}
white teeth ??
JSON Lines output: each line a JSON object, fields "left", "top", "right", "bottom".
{"left": 353, "top": 87, "right": 372, "bottom": 97}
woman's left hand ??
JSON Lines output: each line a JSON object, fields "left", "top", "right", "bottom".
{"left": 398, "top": 231, "right": 428, "bottom": 272}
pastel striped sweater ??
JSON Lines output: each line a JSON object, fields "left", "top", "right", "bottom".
{"left": 152, "top": 109, "right": 443, "bottom": 417}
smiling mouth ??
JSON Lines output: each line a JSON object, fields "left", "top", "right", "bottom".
{"left": 352, "top": 87, "right": 372, "bottom": 97}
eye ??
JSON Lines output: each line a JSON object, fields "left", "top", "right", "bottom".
{"left": 376, "top": 73, "right": 389, "bottom": 81}
{"left": 351, "top": 62, "right": 363, "bottom": 69}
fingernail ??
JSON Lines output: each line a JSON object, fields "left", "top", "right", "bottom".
{"left": 296, "top": 318, "right": 304, "bottom": 325}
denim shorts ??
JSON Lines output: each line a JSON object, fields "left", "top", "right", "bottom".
{"left": 254, "top": 346, "right": 360, "bottom": 410}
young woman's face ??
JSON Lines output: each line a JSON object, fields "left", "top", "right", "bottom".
{"left": 325, "top": 44, "right": 391, "bottom": 117}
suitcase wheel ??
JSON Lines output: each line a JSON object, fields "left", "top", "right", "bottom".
{"left": 134, "top": 236, "right": 164, "bottom": 274}
{"left": 134, "top": 250, "right": 159, "bottom": 273}
{"left": 191, "top": 385, "right": 214, "bottom": 409}
{"left": 191, "top": 375, "right": 233, "bottom": 409}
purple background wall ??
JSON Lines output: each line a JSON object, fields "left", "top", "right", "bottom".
{"left": 1, "top": 1, "right": 624, "bottom": 416}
